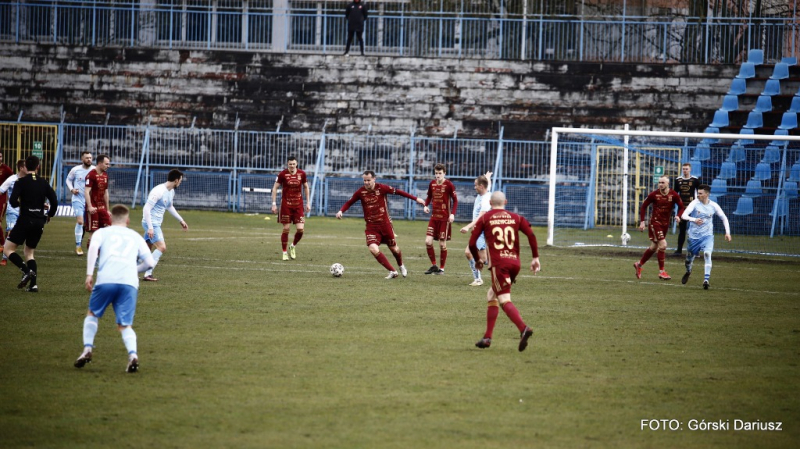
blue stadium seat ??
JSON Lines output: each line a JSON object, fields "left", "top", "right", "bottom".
{"left": 727, "top": 145, "right": 746, "bottom": 163}
{"left": 693, "top": 143, "right": 711, "bottom": 161}
{"left": 720, "top": 94, "right": 739, "bottom": 112}
{"left": 719, "top": 161, "right": 738, "bottom": 179}
{"left": 733, "top": 196, "right": 754, "bottom": 215}
{"left": 762, "top": 79, "right": 781, "bottom": 96}
{"left": 782, "top": 57, "right": 798, "bottom": 66}
{"left": 785, "top": 181, "right": 799, "bottom": 199}
{"left": 737, "top": 128, "right": 755, "bottom": 146}
{"left": 771, "top": 129, "right": 790, "bottom": 146}
{"left": 744, "top": 111, "right": 763, "bottom": 129}
{"left": 778, "top": 112, "right": 798, "bottom": 130}
{"left": 690, "top": 159, "right": 703, "bottom": 178}
{"left": 744, "top": 179, "right": 763, "bottom": 197}
{"left": 753, "top": 162, "right": 772, "bottom": 181}
{"left": 710, "top": 178, "right": 728, "bottom": 196}
{"left": 710, "top": 109, "right": 729, "bottom": 127}
{"left": 789, "top": 97, "right": 800, "bottom": 113}
{"left": 702, "top": 126, "right": 720, "bottom": 144}
{"left": 762, "top": 146, "right": 781, "bottom": 164}
{"left": 788, "top": 161, "right": 800, "bottom": 182}
{"left": 770, "top": 198, "right": 789, "bottom": 217}
{"left": 753, "top": 95, "right": 772, "bottom": 113}
{"left": 728, "top": 78, "right": 746, "bottom": 96}
{"left": 748, "top": 49, "right": 764, "bottom": 65}
{"left": 735, "top": 62, "right": 756, "bottom": 79}
{"left": 770, "top": 62, "right": 790, "bottom": 80}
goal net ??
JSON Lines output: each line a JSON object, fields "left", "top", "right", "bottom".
{"left": 547, "top": 127, "right": 800, "bottom": 257}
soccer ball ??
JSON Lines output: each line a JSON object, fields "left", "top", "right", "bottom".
{"left": 621, "top": 232, "right": 631, "bottom": 245}
{"left": 330, "top": 263, "right": 344, "bottom": 277}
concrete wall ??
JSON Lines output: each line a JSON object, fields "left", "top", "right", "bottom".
{"left": 0, "top": 44, "right": 738, "bottom": 139}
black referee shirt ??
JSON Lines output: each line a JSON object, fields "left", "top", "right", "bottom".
{"left": 673, "top": 176, "right": 701, "bottom": 205}
{"left": 9, "top": 172, "right": 58, "bottom": 220}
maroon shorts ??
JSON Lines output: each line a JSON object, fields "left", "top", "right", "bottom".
{"left": 426, "top": 218, "right": 452, "bottom": 241}
{"left": 648, "top": 222, "right": 669, "bottom": 243}
{"left": 489, "top": 263, "right": 520, "bottom": 296}
{"left": 279, "top": 204, "right": 305, "bottom": 225}
{"left": 85, "top": 208, "right": 111, "bottom": 232}
{"left": 365, "top": 222, "right": 396, "bottom": 247}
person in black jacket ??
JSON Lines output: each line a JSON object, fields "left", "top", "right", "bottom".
{"left": 344, "top": 0, "right": 368, "bottom": 56}
{"left": 3, "top": 155, "right": 58, "bottom": 293}
{"left": 673, "top": 162, "right": 701, "bottom": 256}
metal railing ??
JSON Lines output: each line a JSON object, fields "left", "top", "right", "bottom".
{"left": 1, "top": 2, "right": 797, "bottom": 63}
{"left": 3, "top": 119, "right": 798, "bottom": 255}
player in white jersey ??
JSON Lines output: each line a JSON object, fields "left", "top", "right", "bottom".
{"left": 460, "top": 172, "right": 492, "bottom": 286}
{"left": 74, "top": 204, "right": 155, "bottom": 373}
{"left": 141, "top": 169, "right": 188, "bottom": 282}
{"left": 65, "top": 151, "right": 95, "bottom": 255}
{"left": 680, "top": 184, "right": 731, "bottom": 290}
{"left": 0, "top": 160, "right": 26, "bottom": 265}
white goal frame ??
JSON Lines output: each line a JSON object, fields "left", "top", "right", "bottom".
{"left": 547, "top": 126, "right": 800, "bottom": 246}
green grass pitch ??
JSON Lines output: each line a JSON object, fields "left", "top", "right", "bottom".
{"left": 1, "top": 210, "right": 798, "bottom": 448}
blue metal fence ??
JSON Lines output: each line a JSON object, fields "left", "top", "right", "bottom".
{"left": 1, "top": 120, "right": 794, "bottom": 255}
{"left": 1, "top": 2, "right": 796, "bottom": 63}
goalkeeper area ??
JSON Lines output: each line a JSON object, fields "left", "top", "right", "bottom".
{"left": 545, "top": 127, "right": 800, "bottom": 257}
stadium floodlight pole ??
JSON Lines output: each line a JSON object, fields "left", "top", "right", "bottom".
{"left": 547, "top": 126, "right": 800, "bottom": 246}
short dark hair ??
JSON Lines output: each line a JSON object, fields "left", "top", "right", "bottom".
{"left": 434, "top": 163, "right": 446, "bottom": 173}
{"left": 96, "top": 154, "right": 108, "bottom": 164}
{"left": 16, "top": 159, "right": 25, "bottom": 170}
{"left": 110, "top": 204, "right": 130, "bottom": 219}
{"left": 698, "top": 183, "right": 711, "bottom": 193}
{"left": 287, "top": 156, "right": 297, "bottom": 162}
{"left": 476, "top": 175, "right": 489, "bottom": 188}
{"left": 363, "top": 170, "right": 376, "bottom": 178}
{"left": 682, "top": 162, "right": 692, "bottom": 168}
{"left": 167, "top": 169, "right": 184, "bottom": 182}
{"left": 25, "top": 155, "right": 39, "bottom": 171}
{"left": 81, "top": 151, "right": 91, "bottom": 157}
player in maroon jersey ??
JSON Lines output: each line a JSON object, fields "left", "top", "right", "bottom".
{"left": 469, "top": 191, "right": 540, "bottom": 352}
{"left": 336, "top": 170, "right": 426, "bottom": 279}
{"left": 84, "top": 155, "right": 112, "bottom": 246}
{"left": 271, "top": 156, "right": 311, "bottom": 261}
{"left": 422, "top": 163, "right": 458, "bottom": 275}
{"left": 0, "top": 152, "right": 14, "bottom": 260}
{"left": 633, "top": 176, "right": 685, "bottom": 280}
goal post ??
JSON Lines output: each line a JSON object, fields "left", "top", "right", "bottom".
{"left": 548, "top": 127, "right": 800, "bottom": 257}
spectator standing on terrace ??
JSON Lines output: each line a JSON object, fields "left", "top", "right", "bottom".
{"left": 344, "top": 0, "right": 368, "bottom": 56}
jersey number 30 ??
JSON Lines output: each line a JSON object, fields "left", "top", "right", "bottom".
{"left": 492, "top": 227, "right": 516, "bottom": 250}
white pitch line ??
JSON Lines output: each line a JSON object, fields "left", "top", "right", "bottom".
{"left": 30, "top": 252, "right": 799, "bottom": 297}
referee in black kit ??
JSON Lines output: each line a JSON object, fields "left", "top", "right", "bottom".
{"left": 3, "top": 155, "right": 58, "bottom": 292}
